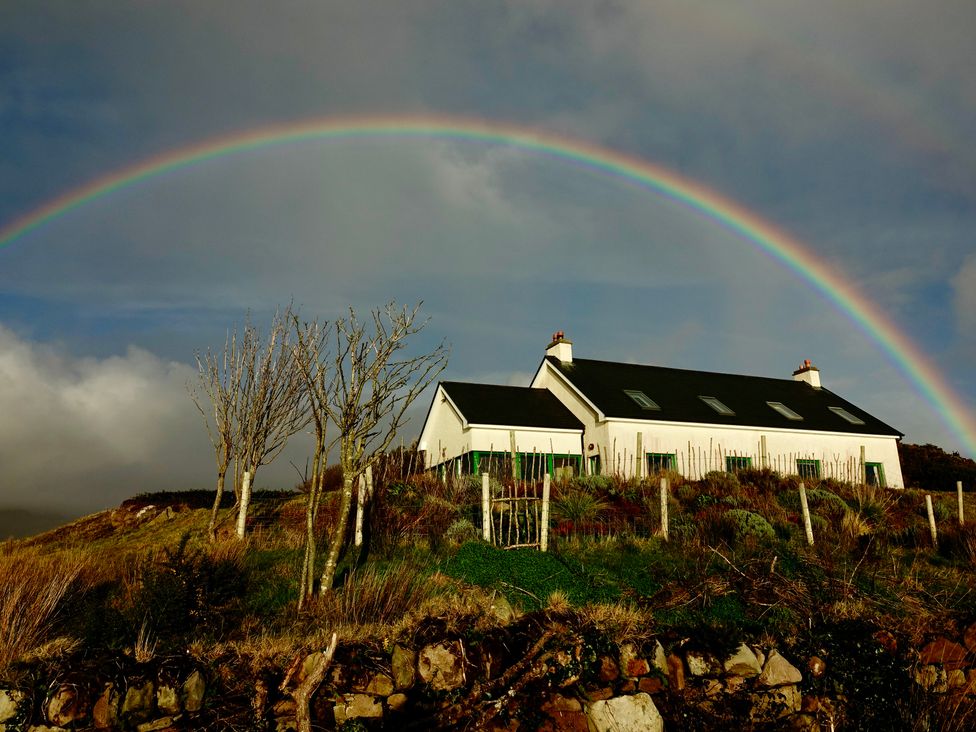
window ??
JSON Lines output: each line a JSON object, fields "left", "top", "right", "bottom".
{"left": 767, "top": 401, "right": 803, "bottom": 421}
{"left": 519, "top": 453, "right": 548, "bottom": 481}
{"left": 624, "top": 389, "right": 660, "bottom": 410}
{"left": 646, "top": 452, "right": 675, "bottom": 472}
{"left": 699, "top": 395, "right": 735, "bottom": 416}
{"left": 865, "top": 462, "right": 886, "bottom": 487}
{"left": 726, "top": 456, "right": 752, "bottom": 472}
{"left": 796, "top": 459, "right": 821, "bottom": 480}
{"left": 829, "top": 406, "right": 865, "bottom": 425}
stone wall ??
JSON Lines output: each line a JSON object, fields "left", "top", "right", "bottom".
{"left": 3, "top": 619, "right": 976, "bottom": 730}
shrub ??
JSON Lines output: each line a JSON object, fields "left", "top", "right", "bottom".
{"left": 724, "top": 509, "right": 776, "bottom": 544}
{"left": 444, "top": 519, "right": 481, "bottom": 546}
{"left": 552, "top": 490, "right": 609, "bottom": 525}
{"left": 701, "top": 470, "right": 740, "bottom": 497}
{"left": 778, "top": 487, "right": 849, "bottom": 521}
{"left": 573, "top": 475, "right": 613, "bottom": 493}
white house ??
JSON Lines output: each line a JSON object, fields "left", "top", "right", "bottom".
{"left": 418, "top": 333, "right": 905, "bottom": 487}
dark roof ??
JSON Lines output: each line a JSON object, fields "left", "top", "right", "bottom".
{"left": 547, "top": 357, "right": 902, "bottom": 437}
{"left": 440, "top": 381, "right": 584, "bottom": 430}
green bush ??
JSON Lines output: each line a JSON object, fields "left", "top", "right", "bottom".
{"left": 552, "top": 490, "right": 609, "bottom": 524}
{"left": 778, "top": 488, "right": 849, "bottom": 520}
{"left": 724, "top": 509, "right": 776, "bottom": 544}
{"left": 701, "top": 471, "right": 740, "bottom": 497}
{"left": 444, "top": 518, "right": 481, "bottom": 546}
{"left": 573, "top": 475, "right": 613, "bottom": 492}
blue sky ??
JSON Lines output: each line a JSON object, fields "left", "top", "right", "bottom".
{"left": 1, "top": 1, "right": 974, "bottom": 514}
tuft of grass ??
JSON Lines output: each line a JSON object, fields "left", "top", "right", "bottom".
{"left": 315, "top": 561, "right": 440, "bottom": 627}
{"left": 0, "top": 552, "right": 86, "bottom": 673}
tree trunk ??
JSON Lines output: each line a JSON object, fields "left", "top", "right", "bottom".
{"left": 319, "top": 469, "right": 355, "bottom": 595}
{"left": 208, "top": 469, "right": 226, "bottom": 542}
{"left": 236, "top": 469, "right": 253, "bottom": 540}
{"left": 299, "top": 445, "right": 325, "bottom": 609}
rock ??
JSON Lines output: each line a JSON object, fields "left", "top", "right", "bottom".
{"left": 587, "top": 687, "right": 614, "bottom": 701}
{"left": 964, "top": 622, "right": 976, "bottom": 653}
{"left": 418, "top": 641, "right": 465, "bottom": 691}
{"left": 704, "top": 679, "right": 723, "bottom": 698}
{"left": 807, "top": 656, "right": 826, "bottom": 677}
{"left": 489, "top": 593, "right": 516, "bottom": 622}
{"left": 753, "top": 647, "right": 766, "bottom": 669}
{"left": 723, "top": 676, "right": 747, "bottom": 694}
{"left": 758, "top": 650, "right": 803, "bottom": 687}
{"left": 801, "top": 695, "right": 820, "bottom": 713}
{"left": 638, "top": 677, "right": 663, "bottom": 694}
{"left": 387, "top": 693, "right": 409, "bottom": 712}
{"left": 542, "top": 695, "right": 583, "bottom": 714}
{"left": 27, "top": 726, "right": 68, "bottom": 732}
{"left": 46, "top": 684, "right": 88, "bottom": 727}
{"left": 915, "top": 665, "right": 949, "bottom": 693}
{"left": 182, "top": 671, "right": 206, "bottom": 713}
{"left": 948, "top": 669, "right": 967, "bottom": 688}
{"left": 597, "top": 655, "right": 620, "bottom": 683}
{"left": 93, "top": 684, "right": 120, "bottom": 729}
{"left": 618, "top": 643, "right": 649, "bottom": 679}
{"left": 920, "top": 638, "right": 968, "bottom": 670}
{"left": 392, "top": 645, "right": 417, "bottom": 690}
{"left": 0, "top": 689, "right": 26, "bottom": 723}
{"left": 353, "top": 673, "right": 394, "bottom": 696}
{"left": 333, "top": 694, "right": 383, "bottom": 724}
{"left": 586, "top": 692, "right": 664, "bottom": 732}
{"left": 751, "top": 684, "right": 802, "bottom": 721}
{"left": 541, "top": 694, "right": 587, "bottom": 732}
{"left": 666, "top": 654, "right": 685, "bottom": 692}
{"left": 156, "top": 683, "right": 180, "bottom": 715}
{"left": 122, "top": 681, "right": 155, "bottom": 722}
{"left": 685, "top": 650, "right": 720, "bottom": 677}
{"left": 136, "top": 717, "right": 177, "bottom": 732}
{"left": 651, "top": 641, "right": 667, "bottom": 676}
{"left": 723, "top": 643, "right": 762, "bottom": 677}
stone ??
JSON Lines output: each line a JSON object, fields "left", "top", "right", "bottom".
{"left": 542, "top": 695, "right": 583, "bottom": 714}
{"left": 666, "top": 654, "right": 685, "bottom": 692}
{"left": 807, "top": 656, "right": 826, "bottom": 677}
{"left": 651, "top": 641, "right": 667, "bottom": 676}
{"left": 418, "top": 641, "right": 465, "bottom": 691}
{"left": 964, "top": 622, "right": 976, "bottom": 653}
{"left": 333, "top": 694, "right": 383, "bottom": 724}
{"left": 723, "top": 643, "right": 762, "bottom": 677}
{"left": 489, "top": 593, "right": 516, "bottom": 622}
{"left": 122, "top": 681, "right": 155, "bottom": 722}
{"left": 753, "top": 647, "right": 766, "bottom": 669}
{"left": 801, "top": 695, "right": 820, "bottom": 713}
{"left": 156, "top": 684, "right": 180, "bottom": 715}
{"left": 948, "top": 669, "right": 967, "bottom": 688}
{"left": 618, "top": 643, "right": 649, "bottom": 679}
{"left": 758, "top": 650, "right": 803, "bottom": 687}
{"left": 920, "top": 638, "right": 968, "bottom": 671}
{"left": 724, "top": 676, "right": 747, "bottom": 694}
{"left": 93, "top": 684, "right": 120, "bottom": 729}
{"left": 136, "top": 717, "right": 176, "bottom": 732}
{"left": 704, "top": 679, "right": 723, "bottom": 698}
{"left": 387, "top": 693, "right": 409, "bottom": 712}
{"left": 914, "top": 665, "right": 948, "bottom": 693}
{"left": 751, "top": 684, "right": 802, "bottom": 721}
{"left": 0, "top": 689, "right": 26, "bottom": 723}
{"left": 597, "top": 655, "right": 620, "bottom": 683}
{"left": 638, "top": 677, "right": 663, "bottom": 694}
{"left": 391, "top": 645, "right": 417, "bottom": 691}
{"left": 182, "top": 671, "right": 206, "bottom": 713}
{"left": 46, "top": 684, "right": 88, "bottom": 727}
{"left": 586, "top": 692, "right": 664, "bottom": 732}
{"left": 355, "top": 673, "right": 394, "bottom": 696}
{"left": 686, "top": 650, "right": 720, "bottom": 677}
{"left": 587, "top": 687, "right": 614, "bottom": 701}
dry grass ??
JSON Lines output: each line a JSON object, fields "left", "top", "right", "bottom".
{"left": 0, "top": 550, "right": 87, "bottom": 672}
{"left": 574, "top": 601, "right": 654, "bottom": 644}
{"left": 314, "top": 561, "right": 441, "bottom": 628}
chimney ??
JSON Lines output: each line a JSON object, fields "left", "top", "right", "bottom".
{"left": 546, "top": 331, "right": 573, "bottom": 364}
{"left": 792, "top": 359, "right": 821, "bottom": 388}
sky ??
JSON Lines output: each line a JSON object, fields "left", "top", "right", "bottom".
{"left": 1, "top": 1, "right": 974, "bottom": 522}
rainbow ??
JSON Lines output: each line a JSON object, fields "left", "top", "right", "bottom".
{"left": 1, "top": 114, "right": 973, "bottom": 455}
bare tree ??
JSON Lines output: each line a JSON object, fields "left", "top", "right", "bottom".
{"left": 234, "top": 306, "right": 310, "bottom": 539}
{"left": 292, "top": 316, "right": 333, "bottom": 608}
{"left": 189, "top": 329, "right": 245, "bottom": 541}
{"left": 318, "top": 302, "right": 448, "bottom": 595}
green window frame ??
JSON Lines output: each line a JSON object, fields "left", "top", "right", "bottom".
{"left": 646, "top": 452, "right": 676, "bottom": 473}
{"left": 796, "top": 459, "right": 821, "bottom": 480}
{"left": 588, "top": 455, "right": 602, "bottom": 476}
{"left": 865, "top": 462, "right": 886, "bottom": 487}
{"left": 725, "top": 456, "right": 752, "bottom": 472}
{"left": 471, "top": 451, "right": 581, "bottom": 480}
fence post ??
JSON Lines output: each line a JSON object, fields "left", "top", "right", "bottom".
{"left": 509, "top": 430, "right": 518, "bottom": 480}
{"left": 660, "top": 476, "right": 669, "bottom": 541}
{"left": 958, "top": 481, "right": 965, "bottom": 526}
{"left": 926, "top": 494, "right": 939, "bottom": 549}
{"left": 541, "top": 473, "right": 551, "bottom": 552}
{"left": 799, "top": 481, "right": 814, "bottom": 546}
{"left": 482, "top": 473, "right": 491, "bottom": 542}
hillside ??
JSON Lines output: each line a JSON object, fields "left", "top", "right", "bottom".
{"left": 2, "top": 472, "right": 976, "bottom": 730}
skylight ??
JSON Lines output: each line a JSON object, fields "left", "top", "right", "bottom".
{"left": 830, "top": 406, "right": 865, "bottom": 425}
{"left": 624, "top": 389, "right": 660, "bottom": 410}
{"left": 767, "top": 401, "right": 803, "bottom": 421}
{"left": 699, "top": 396, "right": 735, "bottom": 416}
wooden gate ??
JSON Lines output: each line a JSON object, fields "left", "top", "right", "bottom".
{"left": 481, "top": 473, "right": 551, "bottom": 551}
